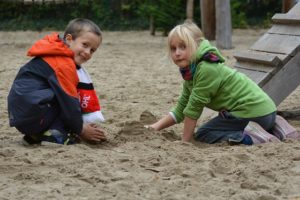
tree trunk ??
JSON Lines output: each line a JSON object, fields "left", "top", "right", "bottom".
{"left": 215, "top": 0, "right": 232, "bottom": 49}
{"left": 186, "top": 0, "right": 194, "bottom": 21}
{"left": 150, "top": 15, "right": 155, "bottom": 36}
{"left": 200, "top": 0, "right": 215, "bottom": 40}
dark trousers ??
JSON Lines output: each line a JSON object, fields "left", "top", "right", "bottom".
{"left": 194, "top": 111, "right": 277, "bottom": 144}
{"left": 15, "top": 103, "right": 66, "bottom": 138}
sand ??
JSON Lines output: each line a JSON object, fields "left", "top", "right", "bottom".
{"left": 0, "top": 29, "right": 300, "bottom": 200}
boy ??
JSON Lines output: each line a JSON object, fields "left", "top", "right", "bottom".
{"left": 7, "top": 18, "right": 106, "bottom": 145}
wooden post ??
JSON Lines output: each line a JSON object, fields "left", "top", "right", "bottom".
{"left": 150, "top": 15, "right": 155, "bottom": 36}
{"left": 200, "top": 0, "right": 215, "bottom": 40}
{"left": 215, "top": 0, "right": 232, "bottom": 49}
{"left": 186, "top": 0, "right": 194, "bottom": 21}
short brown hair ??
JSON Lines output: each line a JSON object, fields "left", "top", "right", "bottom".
{"left": 63, "top": 18, "right": 102, "bottom": 40}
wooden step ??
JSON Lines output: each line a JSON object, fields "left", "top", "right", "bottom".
{"left": 234, "top": 50, "right": 282, "bottom": 67}
{"left": 233, "top": 66, "right": 271, "bottom": 86}
{"left": 287, "top": 2, "right": 300, "bottom": 15}
{"left": 268, "top": 24, "right": 300, "bottom": 36}
{"left": 250, "top": 33, "right": 300, "bottom": 56}
{"left": 272, "top": 14, "right": 300, "bottom": 24}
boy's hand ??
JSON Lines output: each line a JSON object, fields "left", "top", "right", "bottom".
{"left": 80, "top": 123, "right": 107, "bottom": 143}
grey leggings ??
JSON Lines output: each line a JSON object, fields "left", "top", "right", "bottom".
{"left": 194, "top": 111, "right": 277, "bottom": 144}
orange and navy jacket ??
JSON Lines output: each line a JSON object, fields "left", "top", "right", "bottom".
{"left": 7, "top": 33, "right": 83, "bottom": 135}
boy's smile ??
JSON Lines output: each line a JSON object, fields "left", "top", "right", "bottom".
{"left": 66, "top": 32, "right": 101, "bottom": 65}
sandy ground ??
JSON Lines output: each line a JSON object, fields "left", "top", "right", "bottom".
{"left": 0, "top": 29, "right": 300, "bottom": 200}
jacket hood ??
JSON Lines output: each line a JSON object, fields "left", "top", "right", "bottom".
{"left": 195, "top": 39, "right": 225, "bottom": 63}
{"left": 27, "top": 32, "right": 74, "bottom": 58}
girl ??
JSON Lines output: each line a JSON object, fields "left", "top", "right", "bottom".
{"left": 148, "top": 22, "right": 277, "bottom": 145}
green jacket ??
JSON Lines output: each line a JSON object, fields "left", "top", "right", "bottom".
{"left": 171, "top": 39, "right": 276, "bottom": 123}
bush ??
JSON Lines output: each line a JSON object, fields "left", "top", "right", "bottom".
{"left": 0, "top": 0, "right": 282, "bottom": 31}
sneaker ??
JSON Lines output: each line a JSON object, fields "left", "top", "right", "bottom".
{"left": 42, "top": 129, "right": 77, "bottom": 145}
{"left": 21, "top": 134, "right": 41, "bottom": 146}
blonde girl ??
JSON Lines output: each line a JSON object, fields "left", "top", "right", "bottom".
{"left": 148, "top": 22, "right": 277, "bottom": 145}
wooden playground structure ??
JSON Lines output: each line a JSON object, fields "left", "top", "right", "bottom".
{"left": 233, "top": 2, "right": 300, "bottom": 106}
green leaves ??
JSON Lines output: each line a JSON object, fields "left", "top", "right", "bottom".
{"left": 0, "top": 0, "right": 282, "bottom": 31}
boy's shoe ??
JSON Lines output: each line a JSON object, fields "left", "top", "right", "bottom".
{"left": 42, "top": 129, "right": 77, "bottom": 145}
{"left": 22, "top": 134, "right": 42, "bottom": 146}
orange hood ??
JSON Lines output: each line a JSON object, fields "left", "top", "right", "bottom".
{"left": 27, "top": 32, "right": 74, "bottom": 58}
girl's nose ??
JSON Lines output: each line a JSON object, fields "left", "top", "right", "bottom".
{"left": 175, "top": 48, "right": 181, "bottom": 56}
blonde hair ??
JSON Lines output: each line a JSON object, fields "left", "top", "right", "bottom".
{"left": 167, "top": 22, "right": 203, "bottom": 61}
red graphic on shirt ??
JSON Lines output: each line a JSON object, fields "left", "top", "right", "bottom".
{"left": 78, "top": 89, "right": 101, "bottom": 113}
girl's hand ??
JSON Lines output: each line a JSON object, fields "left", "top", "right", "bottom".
{"left": 144, "top": 125, "right": 155, "bottom": 130}
{"left": 147, "top": 114, "right": 176, "bottom": 131}
{"left": 182, "top": 117, "right": 197, "bottom": 142}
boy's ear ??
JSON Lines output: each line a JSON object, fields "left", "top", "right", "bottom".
{"left": 65, "top": 34, "right": 73, "bottom": 43}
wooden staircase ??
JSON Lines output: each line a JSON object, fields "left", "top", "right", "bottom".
{"left": 233, "top": 3, "right": 300, "bottom": 106}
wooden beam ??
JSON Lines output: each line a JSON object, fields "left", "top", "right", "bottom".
{"left": 200, "top": 0, "right": 216, "bottom": 40}
{"left": 215, "top": 0, "right": 232, "bottom": 49}
{"left": 262, "top": 52, "right": 300, "bottom": 105}
{"left": 186, "top": 0, "right": 194, "bottom": 21}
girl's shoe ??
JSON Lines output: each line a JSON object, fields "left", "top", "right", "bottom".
{"left": 243, "top": 122, "right": 281, "bottom": 144}
{"left": 271, "top": 115, "right": 300, "bottom": 141}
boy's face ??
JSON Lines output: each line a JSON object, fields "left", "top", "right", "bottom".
{"left": 66, "top": 32, "right": 101, "bottom": 65}
{"left": 169, "top": 36, "right": 191, "bottom": 68}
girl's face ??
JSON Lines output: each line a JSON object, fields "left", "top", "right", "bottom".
{"left": 169, "top": 36, "right": 191, "bottom": 68}
{"left": 66, "top": 31, "right": 101, "bottom": 65}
